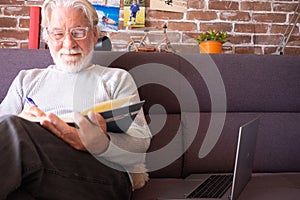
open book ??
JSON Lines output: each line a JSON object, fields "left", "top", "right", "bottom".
{"left": 22, "top": 95, "right": 145, "bottom": 133}
{"left": 70, "top": 95, "right": 145, "bottom": 133}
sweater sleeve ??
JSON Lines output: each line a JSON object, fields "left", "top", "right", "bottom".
{"left": 95, "top": 68, "right": 152, "bottom": 171}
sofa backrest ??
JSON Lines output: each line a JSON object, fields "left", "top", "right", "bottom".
{"left": 0, "top": 49, "right": 53, "bottom": 102}
{"left": 95, "top": 52, "right": 300, "bottom": 177}
{"left": 1, "top": 49, "right": 300, "bottom": 179}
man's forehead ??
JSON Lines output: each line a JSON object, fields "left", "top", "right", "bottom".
{"left": 49, "top": 7, "right": 89, "bottom": 28}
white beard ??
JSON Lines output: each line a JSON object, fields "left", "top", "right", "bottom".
{"left": 50, "top": 44, "right": 94, "bottom": 73}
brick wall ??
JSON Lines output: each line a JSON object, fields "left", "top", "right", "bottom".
{"left": 0, "top": 0, "right": 299, "bottom": 54}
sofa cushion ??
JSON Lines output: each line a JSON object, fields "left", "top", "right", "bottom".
{"left": 145, "top": 114, "right": 183, "bottom": 178}
{"left": 253, "top": 113, "right": 300, "bottom": 172}
{"left": 181, "top": 112, "right": 300, "bottom": 177}
{"left": 181, "top": 112, "right": 259, "bottom": 176}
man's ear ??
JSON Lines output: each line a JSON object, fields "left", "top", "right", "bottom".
{"left": 93, "top": 27, "right": 99, "bottom": 44}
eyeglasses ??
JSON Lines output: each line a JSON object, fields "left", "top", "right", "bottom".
{"left": 46, "top": 27, "right": 89, "bottom": 41}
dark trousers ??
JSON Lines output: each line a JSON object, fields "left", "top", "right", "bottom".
{"left": 0, "top": 115, "right": 132, "bottom": 200}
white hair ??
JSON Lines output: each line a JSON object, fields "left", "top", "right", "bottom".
{"left": 41, "top": 0, "right": 99, "bottom": 40}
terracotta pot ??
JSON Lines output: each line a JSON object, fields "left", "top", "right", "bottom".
{"left": 199, "top": 41, "right": 223, "bottom": 54}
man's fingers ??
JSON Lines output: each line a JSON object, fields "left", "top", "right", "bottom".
{"left": 87, "top": 111, "right": 107, "bottom": 133}
{"left": 40, "top": 119, "right": 61, "bottom": 137}
{"left": 27, "top": 105, "right": 46, "bottom": 117}
{"left": 74, "top": 112, "right": 90, "bottom": 129}
{"left": 41, "top": 113, "right": 86, "bottom": 151}
{"left": 74, "top": 112, "right": 109, "bottom": 154}
{"left": 87, "top": 112, "right": 101, "bottom": 126}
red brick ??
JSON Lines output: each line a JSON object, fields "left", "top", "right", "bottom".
{"left": 271, "top": 24, "right": 299, "bottom": 34}
{"left": 20, "top": 42, "right": 29, "bottom": 49}
{"left": 187, "top": 11, "right": 217, "bottom": 21}
{"left": 254, "top": 35, "right": 283, "bottom": 45}
{"left": 168, "top": 22, "right": 197, "bottom": 32}
{"left": 182, "top": 32, "right": 199, "bottom": 44}
{"left": 288, "top": 12, "right": 300, "bottom": 25}
{"left": 200, "top": 23, "right": 232, "bottom": 33}
{"left": 280, "top": 47, "right": 300, "bottom": 55}
{"left": 117, "top": 20, "right": 125, "bottom": 30}
{"left": 220, "top": 12, "right": 250, "bottom": 21}
{"left": 0, "top": 0, "right": 298, "bottom": 55}
{"left": 287, "top": 36, "right": 300, "bottom": 46}
{"left": 209, "top": 1, "right": 239, "bottom": 10}
{"left": 1, "top": 0, "right": 42, "bottom": 4}
{"left": 119, "top": 0, "right": 124, "bottom": 7}
{"left": 235, "top": 24, "right": 268, "bottom": 33}
{"left": 147, "top": 31, "right": 181, "bottom": 43}
{"left": 253, "top": 13, "right": 286, "bottom": 23}
{"left": 229, "top": 35, "right": 251, "bottom": 44}
{"left": 187, "top": 0, "right": 205, "bottom": 9}
{"left": 241, "top": 1, "right": 271, "bottom": 11}
{"left": 0, "top": 41, "right": 18, "bottom": 48}
{"left": 19, "top": 18, "right": 30, "bottom": 28}
{"left": 0, "top": 29, "right": 28, "bottom": 40}
{"left": 235, "top": 46, "right": 263, "bottom": 54}
{"left": 109, "top": 31, "right": 131, "bottom": 42}
{"left": 174, "top": 44, "right": 200, "bottom": 54}
{"left": 273, "top": 3, "right": 299, "bottom": 12}
{"left": 145, "top": 21, "right": 167, "bottom": 30}
{"left": 147, "top": 10, "right": 183, "bottom": 20}
{"left": 144, "top": 0, "right": 150, "bottom": 7}
{"left": 264, "top": 47, "right": 278, "bottom": 55}
{"left": 263, "top": 46, "right": 300, "bottom": 55}
{"left": 4, "top": 6, "right": 30, "bottom": 16}
{"left": 0, "top": 0, "right": 23, "bottom": 5}
{"left": 0, "top": 17, "right": 17, "bottom": 28}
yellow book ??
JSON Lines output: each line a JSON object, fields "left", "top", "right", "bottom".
{"left": 22, "top": 95, "right": 145, "bottom": 133}
{"left": 81, "top": 95, "right": 136, "bottom": 115}
{"left": 82, "top": 95, "right": 145, "bottom": 133}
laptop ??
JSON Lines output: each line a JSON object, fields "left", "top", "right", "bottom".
{"left": 158, "top": 117, "right": 260, "bottom": 200}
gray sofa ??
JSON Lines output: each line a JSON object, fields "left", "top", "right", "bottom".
{"left": 1, "top": 49, "right": 300, "bottom": 200}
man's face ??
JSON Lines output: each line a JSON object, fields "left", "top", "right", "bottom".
{"left": 46, "top": 7, "right": 98, "bottom": 73}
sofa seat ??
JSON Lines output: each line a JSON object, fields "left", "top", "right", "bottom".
{"left": 133, "top": 173, "right": 300, "bottom": 200}
{"left": 238, "top": 173, "right": 300, "bottom": 200}
{"left": 132, "top": 178, "right": 183, "bottom": 200}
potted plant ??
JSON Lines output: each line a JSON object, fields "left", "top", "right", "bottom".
{"left": 196, "top": 30, "right": 229, "bottom": 54}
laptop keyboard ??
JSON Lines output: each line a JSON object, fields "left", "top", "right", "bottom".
{"left": 186, "top": 174, "right": 233, "bottom": 198}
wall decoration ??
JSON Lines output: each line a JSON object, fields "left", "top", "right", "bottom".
{"left": 150, "top": 0, "right": 187, "bottom": 13}
{"left": 90, "top": 0, "right": 120, "bottom": 32}
{"left": 124, "top": 0, "right": 145, "bottom": 28}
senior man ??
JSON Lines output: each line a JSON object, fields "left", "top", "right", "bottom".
{"left": 0, "top": 0, "right": 151, "bottom": 199}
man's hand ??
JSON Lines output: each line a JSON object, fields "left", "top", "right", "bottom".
{"left": 40, "top": 111, "right": 109, "bottom": 155}
{"left": 18, "top": 105, "right": 47, "bottom": 120}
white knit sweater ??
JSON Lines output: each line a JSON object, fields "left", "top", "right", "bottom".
{"left": 0, "top": 64, "right": 151, "bottom": 171}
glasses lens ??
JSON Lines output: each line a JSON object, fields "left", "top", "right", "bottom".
{"left": 71, "top": 28, "right": 88, "bottom": 40}
{"left": 47, "top": 27, "right": 88, "bottom": 41}
{"left": 49, "top": 30, "right": 65, "bottom": 41}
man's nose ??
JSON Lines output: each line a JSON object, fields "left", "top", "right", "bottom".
{"left": 62, "top": 33, "right": 77, "bottom": 49}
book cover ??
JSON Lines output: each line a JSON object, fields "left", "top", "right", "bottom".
{"left": 71, "top": 95, "right": 145, "bottom": 133}
{"left": 23, "top": 95, "right": 145, "bottom": 133}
